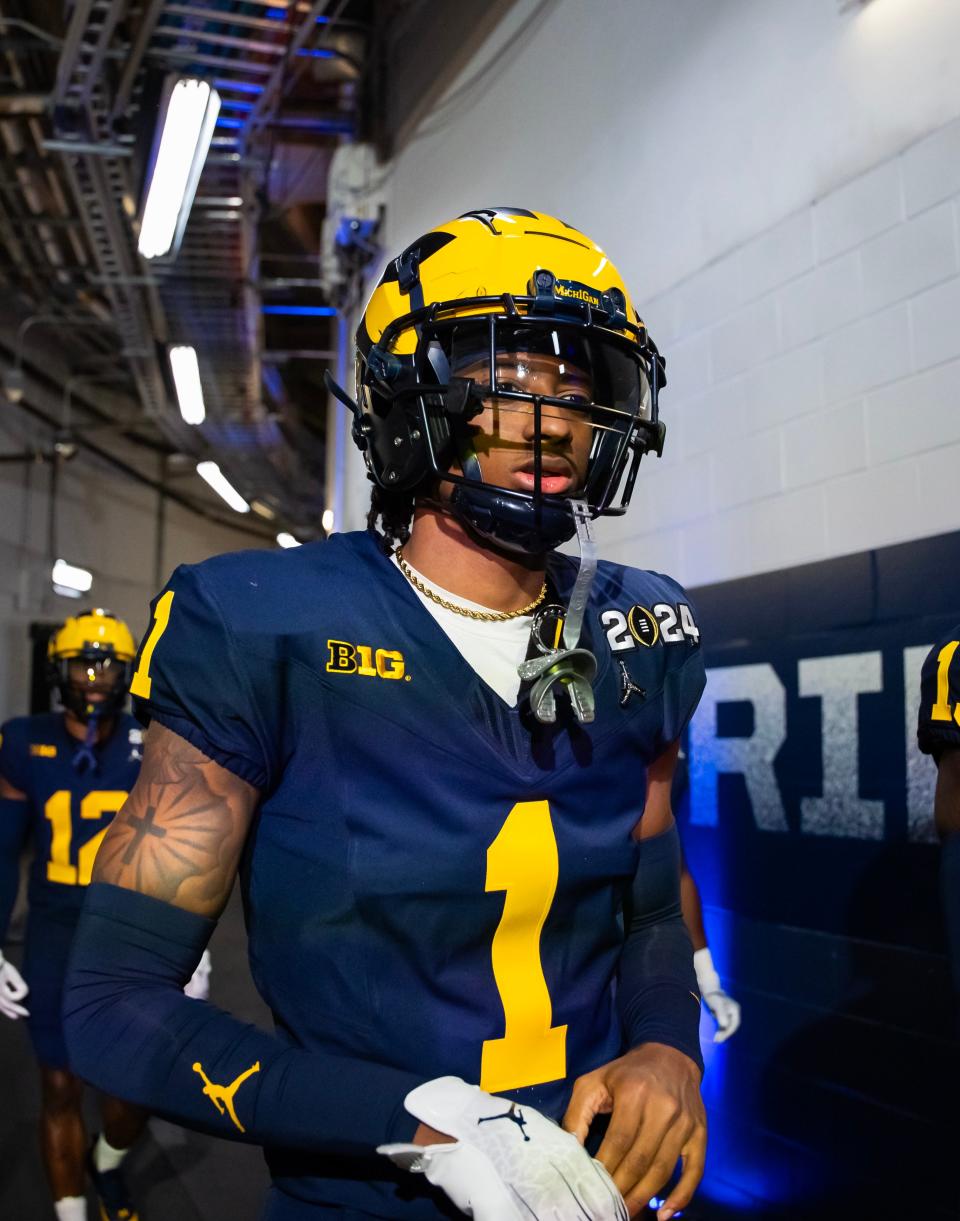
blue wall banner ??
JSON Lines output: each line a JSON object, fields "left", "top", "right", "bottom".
{"left": 679, "top": 530, "right": 959, "bottom": 1220}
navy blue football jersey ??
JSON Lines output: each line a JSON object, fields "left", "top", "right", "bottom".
{"left": 0, "top": 712, "right": 143, "bottom": 918}
{"left": 132, "top": 529, "right": 705, "bottom": 1216}
{"left": 918, "top": 624, "right": 960, "bottom": 761}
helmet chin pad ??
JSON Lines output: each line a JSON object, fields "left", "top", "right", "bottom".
{"left": 448, "top": 482, "right": 576, "bottom": 554}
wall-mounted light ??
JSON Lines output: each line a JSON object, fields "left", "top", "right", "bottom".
{"left": 276, "top": 532, "right": 300, "bottom": 549}
{"left": 196, "top": 460, "right": 249, "bottom": 513}
{"left": 52, "top": 558, "right": 93, "bottom": 598}
{"left": 139, "top": 78, "right": 221, "bottom": 260}
{"left": 168, "top": 345, "right": 206, "bottom": 424}
{"left": 321, "top": 508, "right": 335, "bottom": 533}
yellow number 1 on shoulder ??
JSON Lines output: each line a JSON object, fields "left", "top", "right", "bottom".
{"left": 481, "top": 800, "right": 567, "bottom": 1094}
{"left": 131, "top": 590, "right": 175, "bottom": 700}
{"left": 932, "top": 639, "right": 960, "bottom": 726}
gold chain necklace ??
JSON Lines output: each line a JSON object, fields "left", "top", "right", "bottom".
{"left": 395, "top": 549, "right": 548, "bottom": 622}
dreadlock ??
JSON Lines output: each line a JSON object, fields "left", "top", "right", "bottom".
{"left": 367, "top": 481, "right": 416, "bottom": 555}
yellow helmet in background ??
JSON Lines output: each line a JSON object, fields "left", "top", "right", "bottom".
{"left": 48, "top": 608, "right": 136, "bottom": 721}
{"left": 336, "top": 207, "right": 666, "bottom": 553}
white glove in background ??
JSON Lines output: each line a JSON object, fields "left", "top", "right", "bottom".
{"left": 183, "top": 948, "right": 212, "bottom": 1000}
{"left": 379, "top": 1076, "right": 627, "bottom": 1221}
{"left": 694, "top": 946, "right": 741, "bottom": 1043}
{"left": 0, "top": 950, "right": 29, "bottom": 1019}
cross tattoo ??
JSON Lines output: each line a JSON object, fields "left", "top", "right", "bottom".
{"left": 121, "top": 804, "right": 167, "bottom": 864}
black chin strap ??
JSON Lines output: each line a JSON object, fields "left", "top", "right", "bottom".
{"left": 518, "top": 500, "right": 599, "bottom": 724}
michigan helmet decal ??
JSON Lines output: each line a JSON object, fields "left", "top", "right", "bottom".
{"left": 48, "top": 607, "right": 137, "bottom": 721}
{"left": 332, "top": 207, "right": 667, "bottom": 553}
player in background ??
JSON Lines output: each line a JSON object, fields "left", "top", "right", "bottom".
{"left": 918, "top": 626, "right": 960, "bottom": 1008}
{"left": 679, "top": 862, "right": 740, "bottom": 1043}
{"left": 0, "top": 609, "right": 210, "bottom": 1221}
{"left": 669, "top": 751, "right": 741, "bottom": 1043}
{"left": 65, "top": 209, "right": 707, "bottom": 1221}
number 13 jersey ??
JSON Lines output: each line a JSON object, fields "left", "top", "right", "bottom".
{"left": 133, "top": 529, "right": 705, "bottom": 1216}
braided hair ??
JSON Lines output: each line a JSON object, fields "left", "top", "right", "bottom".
{"left": 367, "top": 482, "right": 416, "bottom": 555}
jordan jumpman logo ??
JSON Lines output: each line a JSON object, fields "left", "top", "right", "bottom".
{"left": 477, "top": 1103, "right": 530, "bottom": 1141}
{"left": 618, "top": 659, "right": 646, "bottom": 707}
{"left": 192, "top": 1060, "right": 261, "bottom": 1133}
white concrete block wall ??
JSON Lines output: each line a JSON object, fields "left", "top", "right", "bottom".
{"left": 604, "top": 121, "right": 960, "bottom": 585}
{"left": 342, "top": 0, "right": 960, "bottom": 589}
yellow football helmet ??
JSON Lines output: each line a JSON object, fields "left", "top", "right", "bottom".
{"left": 331, "top": 207, "right": 666, "bottom": 552}
{"left": 48, "top": 608, "right": 137, "bottom": 720}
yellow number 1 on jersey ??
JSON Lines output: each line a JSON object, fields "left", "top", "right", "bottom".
{"left": 481, "top": 800, "right": 567, "bottom": 1094}
{"left": 131, "top": 590, "right": 175, "bottom": 700}
{"left": 932, "top": 639, "right": 960, "bottom": 726}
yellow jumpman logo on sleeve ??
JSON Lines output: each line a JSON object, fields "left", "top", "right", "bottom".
{"left": 192, "top": 1060, "right": 261, "bottom": 1133}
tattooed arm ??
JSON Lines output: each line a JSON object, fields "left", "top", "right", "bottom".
{"left": 93, "top": 721, "right": 258, "bottom": 917}
{"left": 65, "top": 722, "right": 424, "bottom": 1151}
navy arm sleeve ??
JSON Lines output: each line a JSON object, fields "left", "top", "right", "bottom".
{"left": 617, "top": 824, "right": 703, "bottom": 1074}
{"left": 0, "top": 797, "right": 30, "bottom": 942}
{"left": 918, "top": 629, "right": 960, "bottom": 762}
{"left": 0, "top": 722, "right": 32, "bottom": 942}
{"left": 0, "top": 719, "right": 31, "bottom": 794}
{"left": 65, "top": 883, "right": 424, "bottom": 1152}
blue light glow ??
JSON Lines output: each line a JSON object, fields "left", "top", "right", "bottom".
{"left": 262, "top": 305, "right": 338, "bottom": 317}
{"left": 296, "top": 48, "right": 335, "bottom": 58}
{"left": 212, "top": 79, "right": 263, "bottom": 95}
{"left": 216, "top": 116, "right": 245, "bottom": 130}
{"left": 265, "top": 6, "right": 286, "bottom": 16}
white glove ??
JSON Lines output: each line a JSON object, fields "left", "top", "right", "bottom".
{"left": 694, "top": 947, "right": 740, "bottom": 1043}
{"left": 183, "top": 949, "right": 212, "bottom": 1001}
{"left": 378, "top": 1076, "right": 627, "bottom": 1221}
{"left": 0, "top": 950, "right": 29, "bottom": 1020}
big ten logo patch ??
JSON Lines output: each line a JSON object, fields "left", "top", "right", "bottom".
{"left": 326, "top": 640, "right": 410, "bottom": 682}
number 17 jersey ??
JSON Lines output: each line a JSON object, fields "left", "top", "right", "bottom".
{"left": 133, "top": 529, "right": 705, "bottom": 1217}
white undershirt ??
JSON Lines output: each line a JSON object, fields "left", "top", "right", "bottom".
{"left": 391, "top": 554, "right": 533, "bottom": 706}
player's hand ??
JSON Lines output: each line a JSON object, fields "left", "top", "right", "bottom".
{"left": 183, "top": 948, "right": 212, "bottom": 1000}
{"left": 0, "top": 951, "right": 29, "bottom": 1020}
{"left": 693, "top": 947, "right": 740, "bottom": 1043}
{"left": 378, "top": 1076, "right": 627, "bottom": 1220}
{"left": 563, "top": 1044, "right": 705, "bottom": 1220}
{"left": 702, "top": 987, "right": 740, "bottom": 1042}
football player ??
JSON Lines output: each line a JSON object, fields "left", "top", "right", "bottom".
{"left": 64, "top": 210, "right": 708, "bottom": 1221}
{"left": 917, "top": 626, "right": 960, "bottom": 1003}
{"left": 680, "top": 863, "right": 741, "bottom": 1043}
{"left": 671, "top": 750, "right": 741, "bottom": 1043}
{"left": 0, "top": 609, "right": 210, "bottom": 1221}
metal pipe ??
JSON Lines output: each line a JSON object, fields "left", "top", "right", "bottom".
{"left": 111, "top": 0, "right": 167, "bottom": 121}
{"left": 153, "top": 26, "right": 288, "bottom": 55}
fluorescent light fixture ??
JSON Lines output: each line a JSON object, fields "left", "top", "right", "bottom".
{"left": 168, "top": 345, "right": 206, "bottom": 424}
{"left": 138, "top": 78, "right": 222, "bottom": 259}
{"left": 52, "top": 558, "right": 93, "bottom": 595}
{"left": 321, "top": 508, "right": 335, "bottom": 533}
{"left": 276, "top": 532, "right": 301, "bottom": 549}
{"left": 196, "top": 460, "right": 249, "bottom": 513}
{"left": 250, "top": 499, "right": 276, "bottom": 520}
